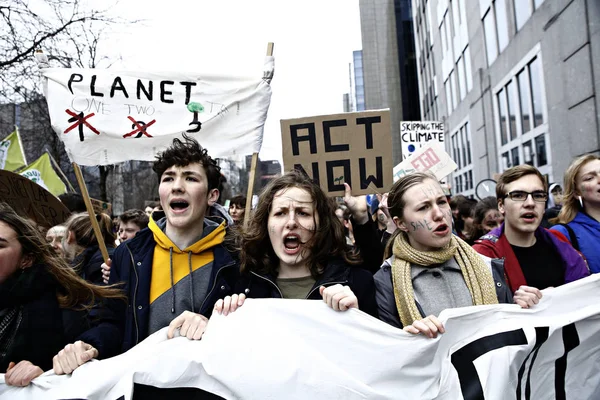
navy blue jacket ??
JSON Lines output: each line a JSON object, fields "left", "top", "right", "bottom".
{"left": 100, "top": 225, "right": 239, "bottom": 353}
{"left": 235, "top": 259, "right": 379, "bottom": 318}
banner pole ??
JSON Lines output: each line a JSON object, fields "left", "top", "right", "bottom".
{"left": 14, "top": 125, "right": 28, "bottom": 165}
{"left": 243, "top": 42, "right": 274, "bottom": 229}
{"left": 47, "top": 150, "right": 76, "bottom": 192}
{"left": 243, "top": 153, "right": 259, "bottom": 229}
{"left": 72, "top": 162, "right": 110, "bottom": 263}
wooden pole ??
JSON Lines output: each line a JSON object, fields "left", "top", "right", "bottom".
{"left": 72, "top": 162, "right": 110, "bottom": 263}
{"left": 243, "top": 42, "right": 274, "bottom": 229}
{"left": 243, "top": 153, "right": 259, "bottom": 229}
{"left": 47, "top": 150, "right": 76, "bottom": 192}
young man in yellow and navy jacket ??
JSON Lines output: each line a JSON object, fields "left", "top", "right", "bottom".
{"left": 65, "top": 135, "right": 239, "bottom": 370}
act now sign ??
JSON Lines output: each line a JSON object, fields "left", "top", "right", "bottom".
{"left": 280, "top": 110, "right": 393, "bottom": 196}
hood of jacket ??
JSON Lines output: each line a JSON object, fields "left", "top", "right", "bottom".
{"left": 148, "top": 215, "right": 226, "bottom": 254}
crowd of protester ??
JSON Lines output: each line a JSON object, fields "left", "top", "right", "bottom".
{"left": 1, "top": 134, "right": 597, "bottom": 388}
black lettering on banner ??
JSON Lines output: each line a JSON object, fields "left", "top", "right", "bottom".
{"left": 294, "top": 163, "right": 319, "bottom": 186}
{"left": 359, "top": 157, "right": 383, "bottom": 189}
{"left": 517, "top": 327, "right": 549, "bottom": 400}
{"left": 451, "top": 328, "right": 528, "bottom": 400}
{"left": 90, "top": 75, "right": 104, "bottom": 97}
{"left": 110, "top": 77, "right": 129, "bottom": 98}
{"left": 356, "top": 116, "right": 381, "bottom": 149}
{"left": 160, "top": 81, "right": 175, "bottom": 103}
{"left": 290, "top": 123, "right": 317, "bottom": 155}
{"left": 323, "top": 119, "right": 349, "bottom": 152}
{"left": 67, "top": 73, "right": 83, "bottom": 95}
{"left": 555, "top": 323, "right": 580, "bottom": 400}
{"left": 180, "top": 81, "right": 197, "bottom": 105}
{"left": 452, "top": 324, "right": 581, "bottom": 400}
{"left": 137, "top": 80, "right": 153, "bottom": 101}
{"left": 326, "top": 160, "right": 351, "bottom": 192}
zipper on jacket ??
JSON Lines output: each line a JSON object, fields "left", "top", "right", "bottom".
{"left": 305, "top": 280, "right": 347, "bottom": 299}
{"left": 199, "top": 261, "right": 237, "bottom": 312}
{"left": 127, "top": 246, "right": 140, "bottom": 345}
{"left": 250, "top": 271, "right": 284, "bottom": 298}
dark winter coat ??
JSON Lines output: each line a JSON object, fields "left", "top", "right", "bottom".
{"left": 0, "top": 264, "right": 91, "bottom": 371}
{"left": 235, "top": 258, "right": 379, "bottom": 318}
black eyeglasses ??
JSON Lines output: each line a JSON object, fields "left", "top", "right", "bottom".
{"left": 503, "top": 190, "right": 548, "bottom": 202}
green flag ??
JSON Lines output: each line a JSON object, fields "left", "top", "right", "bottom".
{"left": 20, "top": 153, "right": 67, "bottom": 197}
{"left": 0, "top": 129, "right": 27, "bottom": 171}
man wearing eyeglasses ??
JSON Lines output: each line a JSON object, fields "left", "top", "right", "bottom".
{"left": 473, "top": 165, "right": 589, "bottom": 308}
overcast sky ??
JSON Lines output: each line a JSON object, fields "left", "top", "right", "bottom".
{"left": 103, "top": 0, "right": 362, "bottom": 163}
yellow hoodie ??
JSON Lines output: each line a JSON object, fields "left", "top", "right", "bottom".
{"left": 148, "top": 217, "right": 226, "bottom": 305}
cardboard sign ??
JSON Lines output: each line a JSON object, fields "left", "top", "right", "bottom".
{"left": 393, "top": 142, "right": 457, "bottom": 182}
{"left": 90, "top": 198, "right": 112, "bottom": 216}
{"left": 280, "top": 110, "right": 393, "bottom": 196}
{"left": 0, "top": 170, "right": 71, "bottom": 228}
{"left": 400, "top": 121, "right": 444, "bottom": 159}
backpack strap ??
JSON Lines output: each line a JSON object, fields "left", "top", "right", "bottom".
{"left": 556, "top": 223, "right": 580, "bottom": 251}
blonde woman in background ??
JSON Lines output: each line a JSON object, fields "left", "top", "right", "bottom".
{"left": 551, "top": 154, "right": 600, "bottom": 274}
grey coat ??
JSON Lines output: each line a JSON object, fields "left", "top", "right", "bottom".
{"left": 374, "top": 255, "right": 512, "bottom": 329}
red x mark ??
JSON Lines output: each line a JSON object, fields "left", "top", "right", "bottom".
{"left": 123, "top": 116, "right": 156, "bottom": 138}
{"left": 64, "top": 109, "right": 99, "bottom": 135}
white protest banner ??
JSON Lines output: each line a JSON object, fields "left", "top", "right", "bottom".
{"left": 3, "top": 275, "right": 600, "bottom": 400}
{"left": 41, "top": 57, "right": 273, "bottom": 165}
{"left": 393, "top": 141, "right": 458, "bottom": 182}
{"left": 401, "top": 120, "right": 444, "bottom": 159}
{"left": 280, "top": 109, "right": 393, "bottom": 196}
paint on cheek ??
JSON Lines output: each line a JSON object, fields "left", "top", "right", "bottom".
{"left": 269, "top": 226, "right": 275, "bottom": 234}
{"left": 409, "top": 219, "right": 433, "bottom": 231}
{"left": 580, "top": 185, "right": 591, "bottom": 194}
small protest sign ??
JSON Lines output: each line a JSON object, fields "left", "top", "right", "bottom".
{"left": 0, "top": 169, "right": 70, "bottom": 228}
{"left": 90, "top": 198, "right": 112, "bottom": 216}
{"left": 393, "top": 142, "right": 457, "bottom": 182}
{"left": 280, "top": 110, "right": 392, "bottom": 196}
{"left": 400, "top": 121, "right": 444, "bottom": 159}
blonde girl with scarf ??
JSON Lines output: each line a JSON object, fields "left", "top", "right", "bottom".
{"left": 373, "top": 173, "right": 526, "bottom": 338}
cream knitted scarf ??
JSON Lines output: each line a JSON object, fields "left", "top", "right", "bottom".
{"left": 391, "top": 232, "right": 498, "bottom": 327}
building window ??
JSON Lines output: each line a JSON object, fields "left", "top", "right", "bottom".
{"left": 483, "top": 9, "right": 498, "bottom": 65}
{"left": 514, "top": 0, "right": 532, "bottom": 30}
{"left": 528, "top": 57, "right": 544, "bottom": 128}
{"left": 464, "top": 46, "right": 473, "bottom": 91}
{"left": 517, "top": 69, "right": 531, "bottom": 133}
{"left": 495, "top": 50, "right": 550, "bottom": 175}
{"left": 523, "top": 141, "right": 534, "bottom": 165}
{"left": 495, "top": 0, "right": 509, "bottom": 51}
{"left": 451, "top": 121, "right": 474, "bottom": 196}
{"left": 497, "top": 88, "right": 509, "bottom": 145}
{"left": 515, "top": 0, "right": 546, "bottom": 30}
{"left": 465, "top": 124, "right": 472, "bottom": 164}
{"left": 535, "top": 134, "right": 547, "bottom": 166}
{"left": 440, "top": 19, "right": 448, "bottom": 53}
{"left": 511, "top": 147, "right": 520, "bottom": 166}
{"left": 502, "top": 151, "right": 510, "bottom": 169}
{"left": 450, "top": 70, "right": 459, "bottom": 109}
{"left": 457, "top": 56, "right": 466, "bottom": 100}
{"left": 445, "top": 79, "right": 453, "bottom": 115}
{"left": 483, "top": 0, "right": 509, "bottom": 66}
{"left": 506, "top": 80, "right": 517, "bottom": 141}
